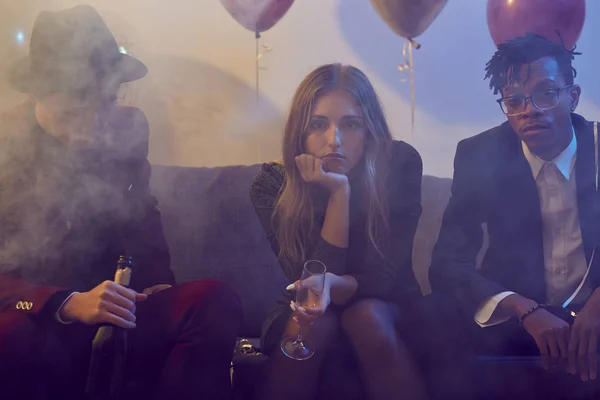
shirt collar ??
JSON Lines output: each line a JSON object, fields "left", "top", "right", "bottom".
{"left": 521, "top": 126, "right": 577, "bottom": 180}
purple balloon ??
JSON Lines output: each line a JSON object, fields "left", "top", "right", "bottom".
{"left": 487, "top": 0, "right": 585, "bottom": 49}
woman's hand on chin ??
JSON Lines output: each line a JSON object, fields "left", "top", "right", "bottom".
{"left": 295, "top": 154, "right": 349, "bottom": 194}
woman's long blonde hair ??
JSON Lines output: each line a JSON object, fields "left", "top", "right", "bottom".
{"left": 274, "top": 64, "right": 393, "bottom": 263}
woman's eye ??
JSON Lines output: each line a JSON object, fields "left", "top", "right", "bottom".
{"left": 308, "top": 121, "right": 328, "bottom": 131}
{"left": 342, "top": 120, "right": 361, "bottom": 130}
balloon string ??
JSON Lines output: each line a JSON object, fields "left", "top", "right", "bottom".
{"left": 398, "top": 38, "right": 419, "bottom": 134}
{"left": 255, "top": 31, "right": 273, "bottom": 103}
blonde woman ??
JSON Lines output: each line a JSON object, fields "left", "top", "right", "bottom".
{"left": 250, "top": 64, "right": 430, "bottom": 400}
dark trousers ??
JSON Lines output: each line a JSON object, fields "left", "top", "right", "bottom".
{"left": 469, "top": 317, "right": 600, "bottom": 399}
{"left": 0, "top": 280, "right": 242, "bottom": 400}
{"left": 402, "top": 293, "right": 482, "bottom": 400}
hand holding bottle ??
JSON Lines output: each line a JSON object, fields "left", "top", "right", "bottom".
{"left": 59, "top": 280, "right": 147, "bottom": 329}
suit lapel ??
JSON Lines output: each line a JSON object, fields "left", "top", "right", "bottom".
{"left": 495, "top": 123, "right": 546, "bottom": 300}
{"left": 574, "top": 115, "right": 598, "bottom": 265}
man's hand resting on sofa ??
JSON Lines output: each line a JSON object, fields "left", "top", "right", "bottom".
{"left": 522, "top": 308, "right": 571, "bottom": 371}
{"left": 568, "top": 288, "right": 600, "bottom": 381}
{"left": 58, "top": 280, "right": 147, "bottom": 328}
{"left": 499, "top": 294, "right": 570, "bottom": 371}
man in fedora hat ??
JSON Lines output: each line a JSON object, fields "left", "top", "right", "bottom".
{"left": 0, "top": 5, "right": 242, "bottom": 400}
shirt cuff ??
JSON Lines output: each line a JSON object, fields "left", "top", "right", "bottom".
{"left": 474, "top": 291, "right": 516, "bottom": 328}
{"left": 55, "top": 292, "right": 79, "bottom": 324}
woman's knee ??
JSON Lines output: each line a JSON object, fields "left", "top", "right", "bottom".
{"left": 341, "top": 298, "right": 394, "bottom": 334}
{"left": 341, "top": 299, "right": 399, "bottom": 356}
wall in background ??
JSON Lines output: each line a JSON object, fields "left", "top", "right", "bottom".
{"left": 1, "top": 0, "right": 599, "bottom": 177}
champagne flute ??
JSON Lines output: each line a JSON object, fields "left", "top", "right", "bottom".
{"left": 281, "top": 260, "right": 327, "bottom": 360}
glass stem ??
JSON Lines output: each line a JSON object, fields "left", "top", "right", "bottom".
{"left": 296, "top": 327, "right": 303, "bottom": 342}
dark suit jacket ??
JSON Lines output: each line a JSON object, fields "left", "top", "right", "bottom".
{"left": 0, "top": 102, "right": 174, "bottom": 322}
{"left": 430, "top": 114, "right": 600, "bottom": 317}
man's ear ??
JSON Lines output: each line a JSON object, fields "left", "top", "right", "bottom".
{"left": 570, "top": 84, "right": 581, "bottom": 111}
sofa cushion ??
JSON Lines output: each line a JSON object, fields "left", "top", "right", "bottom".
{"left": 414, "top": 175, "right": 452, "bottom": 294}
{"left": 150, "top": 164, "right": 287, "bottom": 337}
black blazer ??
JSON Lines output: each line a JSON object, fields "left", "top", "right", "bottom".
{"left": 430, "top": 114, "right": 600, "bottom": 317}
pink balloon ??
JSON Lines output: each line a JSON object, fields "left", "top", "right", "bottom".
{"left": 220, "top": 0, "right": 295, "bottom": 33}
{"left": 487, "top": 0, "right": 585, "bottom": 49}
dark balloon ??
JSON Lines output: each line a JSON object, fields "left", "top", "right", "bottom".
{"left": 370, "top": 0, "right": 448, "bottom": 39}
{"left": 487, "top": 0, "right": 585, "bottom": 49}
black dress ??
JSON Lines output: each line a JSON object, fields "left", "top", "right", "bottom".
{"left": 250, "top": 140, "right": 423, "bottom": 352}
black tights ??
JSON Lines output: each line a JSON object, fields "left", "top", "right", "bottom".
{"left": 255, "top": 299, "right": 428, "bottom": 400}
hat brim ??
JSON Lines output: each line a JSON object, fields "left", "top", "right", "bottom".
{"left": 7, "top": 53, "right": 147, "bottom": 93}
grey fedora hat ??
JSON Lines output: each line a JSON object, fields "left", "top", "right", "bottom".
{"left": 7, "top": 4, "right": 147, "bottom": 93}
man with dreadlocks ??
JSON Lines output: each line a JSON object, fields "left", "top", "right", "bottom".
{"left": 430, "top": 32, "right": 600, "bottom": 397}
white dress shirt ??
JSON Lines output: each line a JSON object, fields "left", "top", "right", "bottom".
{"left": 475, "top": 131, "right": 592, "bottom": 327}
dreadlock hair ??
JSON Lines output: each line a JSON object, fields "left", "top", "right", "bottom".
{"left": 484, "top": 32, "right": 581, "bottom": 95}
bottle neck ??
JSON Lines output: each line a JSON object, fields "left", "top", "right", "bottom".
{"left": 114, "top": 267, "right": 131, "bottom": 287}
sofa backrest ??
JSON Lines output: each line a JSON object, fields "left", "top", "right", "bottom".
{"left": 150, "top": 164, "right": 453, "bottom": 337}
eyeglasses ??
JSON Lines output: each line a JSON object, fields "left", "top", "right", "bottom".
{"left": 497, "top": 86, "right": 573, "bottom": 116}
